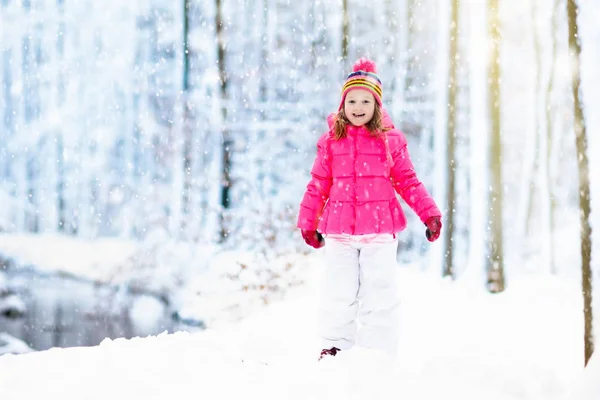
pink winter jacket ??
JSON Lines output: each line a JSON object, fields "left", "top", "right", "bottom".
{"left": 297, "top": 112, "right": 441, "bottom": 235}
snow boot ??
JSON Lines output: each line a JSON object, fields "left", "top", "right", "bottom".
{"left": 318, "top": 347, "right": 341, "bottom": 361}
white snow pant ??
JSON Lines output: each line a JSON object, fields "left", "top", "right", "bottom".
{"left": 319, "top": 234, "right": 400, "bottom": 356}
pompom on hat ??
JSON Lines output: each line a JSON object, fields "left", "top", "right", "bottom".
{"left": 338, "top": 58, "right": 383, "bottom": 110}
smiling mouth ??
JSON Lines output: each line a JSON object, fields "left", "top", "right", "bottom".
{"left": 353, "top": 113, "right": 365, "bottom": 118}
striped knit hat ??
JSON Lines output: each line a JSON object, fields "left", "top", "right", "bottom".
{"left": 339, "top": 58, "right": 383, "bottom": 110}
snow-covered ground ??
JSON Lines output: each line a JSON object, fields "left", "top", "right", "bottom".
{"left": 0, "top": 233, "right": 139, "bottom": 282}
{"left": 0, "top": 250, "right": 598, "bottom": 400}
{"left": 0, "top": 232, "right": 308, "bottom": 328}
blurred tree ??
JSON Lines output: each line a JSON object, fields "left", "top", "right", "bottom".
{"left": 486, "top": 0, "right": 505, "bottom": 293}
{"left": 566, "top": 0, "right": 594, "bottom": 367}
{"left": 531, "top": 0, "right": 553, "bottom": 274}
{"left": 215, "top": 0, "right": 232, "bottom": 241}
{"left": 342, "top": 0, "right": 349, "bottom": 62}
{"left": 465, "top": 0, "right": 488, "bottom": 284}
{"left": 544, "top": 0, "right": 562, "bottom": 274}
{"left": 180, "top": 0, "right": 193, "bottom": 237}
{"left": 443, "top": 0, "right": 459, "bottom": 279}
{"left": 517, "top": 0, "right": 541, "bottom": 251}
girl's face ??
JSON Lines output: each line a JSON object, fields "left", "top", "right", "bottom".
{"left": 344, "top": 89, "right": 376, "bottom": 127}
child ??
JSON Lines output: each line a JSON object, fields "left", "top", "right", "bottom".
{"left": 297, "top": 58, "right": 442, "bottom": 360}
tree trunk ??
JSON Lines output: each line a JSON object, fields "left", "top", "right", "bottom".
{"left": 566, "top": 0, "right": 594, "bottom": 367}
{"left": 391, "top": 0, "right": 409, "bottom": 118}
{"left": 525, "top": 19, "right": 540, "bottom": 240}
{"left": 259, "top": 0, "right": 270, "bottom": 102}
{"left": 181, "top": 0, "right": 193, "bottom": 237}
{"left": 533, "top": 0, "right": 552, "bottom": 274}
{"left": 486, "top": 0, "right": 505, "bottom": 293}
{"left": 464, "top": 0, "right": 488, "bottom": 285}
{"left": 545, "top": 0, "right": 561, "bottom": 275}
{"left": 515, "top": 1, "right": 539, "bottom": 255}
{"left": 341, "top": 0, "right": 349, "bottom": 62}
{"left": 383, "top": 0, "right": 399, "bottom": 95}
{"left": 216, "top": 0, "right": 232, "bottom": 241}
{"left": 443, "top": 0, "right": 459, "bottom": 279}
{"left": 56, "top": 134, "right": 66, "bottom": 232}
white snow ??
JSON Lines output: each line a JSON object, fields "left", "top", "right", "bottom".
{"left": 0, "top": 233, "right": 137, "bottom": 282}
{"left": 0, "top": 253, "right": 597, "bottom": 400}
{"left": 128, "top": 295, "right": 169, "bottom": 337}
{"left": 565, "top": 351, "right": 600, "bottom": 400}
{"left": 0, "top": 333, "right": 33, "bottom": 356}
{"left": 0, "top": 232, "right": 311, "bottom": 327}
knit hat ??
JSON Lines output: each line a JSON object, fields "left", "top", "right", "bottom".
{"left": 339, "top": 58, "right": 383, "bottom": 110}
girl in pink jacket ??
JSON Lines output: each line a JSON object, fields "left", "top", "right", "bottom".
{"left": 297, "top": 58, "right": 442, "bottom": 360}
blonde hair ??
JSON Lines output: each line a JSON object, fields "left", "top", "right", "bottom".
{"left": 333, "top": 102, "right": 390, "bottom": 140}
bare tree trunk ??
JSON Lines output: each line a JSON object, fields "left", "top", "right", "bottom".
{"left": 515, "top": 2, "right": 539, "bottom": 252}
{"left": 534, "top": 0, "right": 553, "bottom": 274}
{"left": 431, "top": 0, "right": 449, "bottom": 273}
{"left": 56, "top": 134, "right": 66, "bottom": 232}
{"left": 180, "top": 0, "right": 193, "bottom": 237}
{"left": 567, "top": 0, "right": 594, "bottom": 367}
{"left": 530, "top": 0, "right": 547, "bottom": 267}
{"left": 443, "top": 0, "right": 459, "bottom": 279}
{"left": 526, "top": 0, "right": 541, "bottom": 237}
{"left": 486, "top": 0, "right": 505, "bottom": 293}
{"left": 383, "top": 0, "right": 399, "bottom": 95}
{"left": 391, "top": 0, "right": 409, "bottom": 117}
{"left": 465, "top": 0, "right": 488, "bottom": 285}
{"left": 259, "top": 0, "right": 269, "bottom": 102}
{"left": 215, "top": 0, "right": 232, "bottom": 242}
{"left": 341, "top": 0, "right": 349, "bottom": 62}
{"left": 545, "top": 0, "right": 561, "bottom": 274}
